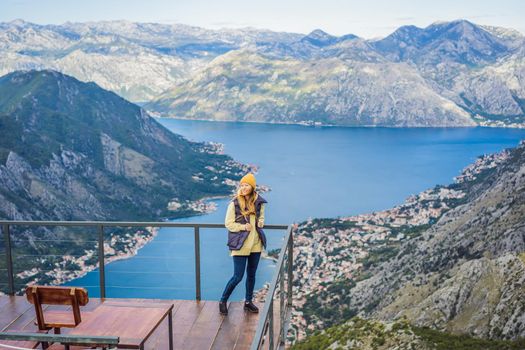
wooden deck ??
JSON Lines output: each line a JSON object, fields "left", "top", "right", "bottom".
{"left": 0, "top": 296, "right": 262, "bottom": 350}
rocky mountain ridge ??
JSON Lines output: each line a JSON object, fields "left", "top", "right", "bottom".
{"left": 355, "top": 142, "right": 525, "bottom": 339}
{"left": 1, "top": 19, "right": 524, "bottom": 126}
{"left": 147, "top": 20, "right": 525, "bottom": 126}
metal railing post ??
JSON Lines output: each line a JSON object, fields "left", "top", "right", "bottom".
{"left": 279, "top": 264, "right": 285, "bottom": 345}
{"left": 3, "top": 224, "right": 15, "bottom": 296}
{"left": 269, "top": 299, "right": 275, "bottom": 350}
{"left": 98, "top": 225, "right": 106, "bottom": 299}
{"left": 287, "top": 227, "right": 293, "bottom": 307}
{"left": 194, "top": 226, "right": 201, "bottom": 301}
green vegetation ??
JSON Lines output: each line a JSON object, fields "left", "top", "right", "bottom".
{"left": 359, "top": 244, "right": 399, "bottom": 269}
{"left": 291, "top": 317, "right": 525, "bottom": 350}
{"left": 459, "top": 93, "right": 525, "bottom": 125}
{"left": 389, "top": 223, "right": 432, "bottom": 240}
{"left": 413, "top": 326, "right": 525, "bottom": 350}
{"left": 291, "top": 318, "right": 413, "bottom": 350}
{"left": 308, "top": 218, "right": 358, "bottom": 231}
{"left": 302, "top": 278, "right": 357, "bottom": 330}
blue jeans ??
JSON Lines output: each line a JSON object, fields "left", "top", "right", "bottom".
{"left": 220, "top": 252, "right": 261, "bottom": 302}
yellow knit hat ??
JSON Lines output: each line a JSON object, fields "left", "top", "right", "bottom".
{"left": 240, "top": 173, "right": 256, "bottom": 189}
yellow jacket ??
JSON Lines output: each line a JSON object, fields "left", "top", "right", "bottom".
{"left": 225, "top": 201, "right": 265, "bottom": 256}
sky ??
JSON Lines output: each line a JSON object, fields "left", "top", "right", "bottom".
{"left": 2, "top": 0, "right": 524, "bottom": 38}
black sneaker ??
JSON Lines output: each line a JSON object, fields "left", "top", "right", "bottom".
{"left": 219, "top": 301, "right": 228, "bottom": 315}
{"left": 244, "top": 301, "right": 259, "bottom": 313}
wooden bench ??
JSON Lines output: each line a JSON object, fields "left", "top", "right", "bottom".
{"left": 0, "top": 286, "right": 90, "bottom": 349}
{"left": 26, "top": 285, "right": 90, "bottom": 335}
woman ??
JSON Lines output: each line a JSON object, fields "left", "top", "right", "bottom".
{"left": 219, "top": 173, "right": 267, "bottom": 315}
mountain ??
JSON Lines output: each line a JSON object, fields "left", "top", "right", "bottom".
{"left": 0, "top": 69, "right": 246, "bottom": 221}
{"left": 255, "top": 32, "right": 381, "bottom": 62}
{"left": 145, "top": 49, "right": 475, "bottom": 127}
{"left": 0, "top": 19, "right": 302, "bottom": 102}
{"left": 147, "top": 20, "right": 524, "bottom": 126}
{"left": 371, "top": 20, "right": 512, "bottom": 67}
{"left": 290, "top": 141, "right": 525, "bottom": 344}
{"left": 370, "top": 20, "right": 525, "bottom": 124}
{"left": 0, "top": 69, "right": 251, "bottom": 290}
{"left": 481, "top": 25, "right": 525, "bottom": 49}
{"left": 300, "top": 29, "right": 344, "bottom": 47}
{"left": 1, "top": 19, "right": 524, "bottom": 127}
{"left": 450, "top": 48, "right": 525, "bottom": 124}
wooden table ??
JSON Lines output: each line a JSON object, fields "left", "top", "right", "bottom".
{"left": 59, "top": 301, "right": 174, "bottom": 350}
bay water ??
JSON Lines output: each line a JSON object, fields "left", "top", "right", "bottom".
{"left": 66, "top": 120, "right": 525, "bottom": 300}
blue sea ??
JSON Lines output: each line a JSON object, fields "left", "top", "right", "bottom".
{"left": 66, "top": 120, "right": 525, "bottom": 300}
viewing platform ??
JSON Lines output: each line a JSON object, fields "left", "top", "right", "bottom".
{"left": 0, "top": 221, "right": 294, "bottom": 350}
{"left": 0, "top": 296, "right": 271, "bottom": 349}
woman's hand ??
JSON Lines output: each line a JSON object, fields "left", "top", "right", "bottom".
{"left": 245, "top": 223, "right": 253, "bottom": 231}
{"left": 257, "top": 220, "right": 264, "bottom": 228}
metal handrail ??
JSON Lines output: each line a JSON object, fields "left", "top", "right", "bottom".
{"left": 0, "top": 220, "right": 289, "bottom": 229}
{"left": 1, "top": 220, "right": 293, "bottom": 349}
{"left": 250, "top": 224, "right": 294, "bottom": 350}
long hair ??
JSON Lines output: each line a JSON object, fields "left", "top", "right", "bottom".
{"left": 234, "top": 186, "right": 258, "bottom": 218}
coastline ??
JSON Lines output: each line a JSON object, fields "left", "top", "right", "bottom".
{"left": 16, "top": 226, "right": 160, "bottom": 288}
{"left": 154, "top": 115, "right": 525, "bottom": 129}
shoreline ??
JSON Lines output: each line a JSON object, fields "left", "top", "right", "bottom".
{"left": 154, "top": 115, "right": 525, "bottom": 129}
{"left": 16, "top": 227, "right": 161, "bottom": 288}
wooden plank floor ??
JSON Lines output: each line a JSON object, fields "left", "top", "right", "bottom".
{"left": 0, "top": 296, "right": 261, "bottom": 350}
